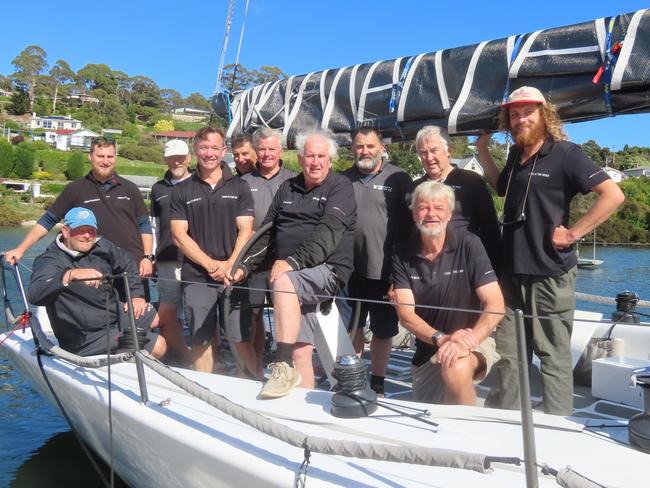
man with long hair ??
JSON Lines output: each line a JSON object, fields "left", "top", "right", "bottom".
{"left": 478, "top": 86, "right": 625, "bottom": 415}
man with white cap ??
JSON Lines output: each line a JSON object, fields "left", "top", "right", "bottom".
{"left": 149, "top": 139, "right": 193, "bottom": 364}
{"left": 477, "top": 86, "right": 625, "bottom": 415}
{"left": 28, "top": 207, "right": 167, "bottom": 358}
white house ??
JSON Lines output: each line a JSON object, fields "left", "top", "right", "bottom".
{"left": 70, "top": 129, "right": 100, "bottom": 152}
{"left": 451, "top": 156, "right": 485, "bottom": 176}
{"left": 623, "top": 167, "right": 650, "bottom": 178}
{"left": 604, "top": 167, "right": 626, "bottom": 183}
{"left": 30, "top": 114, "right": 82, "bottom": 131}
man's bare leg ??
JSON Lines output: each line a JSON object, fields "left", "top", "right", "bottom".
{"left": 192, "top": 343, "right": 214, "bottom": 373}
{"left": 370, "top": 336, "right": 392, "bottom": 377}
{"left": 441, "top": 354, "right": 480, "bottom": 405}
{"left": 292, "top": 342, "right": 315, "bottom": 388}
{"left": 157, "top": 302, "right": 191, "bottom": 365}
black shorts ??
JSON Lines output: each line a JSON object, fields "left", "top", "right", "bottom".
{"left": 336, "top": 273, "right": 398, "bottom": 340}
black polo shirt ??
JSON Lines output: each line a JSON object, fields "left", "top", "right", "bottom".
{"left": 151, "top": 170, "right": 193, "bottom": 263}
{"left": 414, "top": 168, "right": 501, "bottom": 274}
{"left": 342, "top": 162, "right": 413, "bottom": 280}
{"left": 169, "top": 162, "right": 254, "bottom": 282}
{"left": 47, "top": 172, "right": 148, "bottom": 263}
{"left": 264, "top": 170, "right": 356, "bottom": 283}
{"left": 392, "top": 228, "right": 497, "bottom": 367}
{"left": 497, "top": 140, "right": 610, "bottom": 276}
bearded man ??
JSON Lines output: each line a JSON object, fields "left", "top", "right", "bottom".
{"left": 338, "top": 126, "right": 413, "bottom": 395}
{"left": 477, "top": 86, "right": 625, "bottom": 415}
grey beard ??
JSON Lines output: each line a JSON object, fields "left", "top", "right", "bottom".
{"left": 416, "top": 222, "right": 444, "bottom": 237}
{"left": 355, "top": 157, "right": 380, "bottom": 171}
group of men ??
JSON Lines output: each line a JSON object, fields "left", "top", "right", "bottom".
{"left": 8, "top": 85, "right": 625, "bottom": 414}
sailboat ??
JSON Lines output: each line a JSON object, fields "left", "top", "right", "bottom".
{"left": 577, "top": 230, "right": 604, "bottom": 268}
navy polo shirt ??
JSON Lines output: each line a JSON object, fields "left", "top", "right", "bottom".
{"left": 497, "top": 140, "right": 610, "bottom": 276}
{"left": 169, "top": 162, "right": 255, "bottom": 282}
{"left": 414, "top": 167, "right": 501, "bottom": 274}
{"left": 151, "top": 170, "right": 193, "bottom": 262}
{"left": 47, "top": 172, "right": 148, "bottom": 264}
{"left": 392, "top": 228, "right": 497, "bottom": 367}
{"left": 342, "top": 162, "right": 413, "bottom": 280}
{"left": 264, "top": 170, "right": 356, "bottom": 283}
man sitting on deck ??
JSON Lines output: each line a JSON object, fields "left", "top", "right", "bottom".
{"left": 28, "top": 207, "right": 167, "bottom": 358}
{"left": 228, "top": 129, "right": 357, "bottom": 399}
{"left": 392, "top": 182, "right": 504, "bottom": 405}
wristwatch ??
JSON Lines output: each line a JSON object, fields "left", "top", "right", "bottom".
{"left": 143, "top": 254, "right": 155, "bottom": 263}
{"left": 431, "top": 331, "right": 444, "bottom": 346}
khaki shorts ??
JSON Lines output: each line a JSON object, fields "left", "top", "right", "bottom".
{"left": 412, "top": 336, "right": 500, "bottom": 404}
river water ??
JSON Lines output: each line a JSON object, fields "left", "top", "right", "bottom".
{"left": 0, "top": 227, "right": 648, "bottom": 487}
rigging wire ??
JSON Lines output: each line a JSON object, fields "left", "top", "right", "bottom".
{"left": 213, "top": 0, "right": 237, "bottom": 96}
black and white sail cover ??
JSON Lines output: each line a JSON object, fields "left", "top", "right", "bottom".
{"left": 213, "top": 9, "right": 650, "bottom": 146}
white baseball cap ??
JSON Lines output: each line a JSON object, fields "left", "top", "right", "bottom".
{"left": 164, "top": 139, "right": 190, "bottom": 157}
{"left": 501, "top": 86, "right": 546, "bottom": 107}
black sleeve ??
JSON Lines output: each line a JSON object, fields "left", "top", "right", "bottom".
{"left": 473, "top": 177, "right": 502, "bottom": 274}
{"left": 286, "top": 215, "right": 346, "bottom": 270}
{"left": 46, "top": 180, "right": 80, "bottom": 220}
{"left": 391, "top": 246, "right": 411, "bottom": 290}
{"left": 169, "top": 183, "right": 187, "bottom": 221}
{"left": 27, "top": 252, "right": 69, "bottom": 306}
{"left": 238, "top": 225, "right": 274, "bottom": 276}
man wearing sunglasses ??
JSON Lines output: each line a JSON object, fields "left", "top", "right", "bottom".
{"left": 478, "top": 86, "right": 625, "bottom": 415}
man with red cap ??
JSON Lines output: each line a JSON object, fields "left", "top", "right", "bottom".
{"left": 478, "top": 86, "right": 625, "bottom": 415}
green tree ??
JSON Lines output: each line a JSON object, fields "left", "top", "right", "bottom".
{"left": 49, "top": 59, "right": 75, "bottom": 114}
{"left": 13, "top": 143, "right": 35, "bottom": 179}
{"left": 66, "top": 151, "right": 86, "bottom": 180}
{"left": 0, "top": 139, "right": 14, "bottom": 177}
{"left": 0, "top": 74, "right": 13, "bottom": 91}
{"left": 7, "top": 86, "right": 30, "bottom": 115}
{"left": 184, "top": 92, "right": 212, "bottom": 111}
{"left": 11, "top": 45, "right": 48, "bottom": 110}
{"left": 127, "top": 75, "right": 162, "bottom": 108}
{"left": 76, "top": 63, "right": 118, "bottom": 93}
{"left": 581, "top": 139, "right": 604, "bottom": 165}
{"left": 160, "top": 88, "right": 183, "bottom": 112}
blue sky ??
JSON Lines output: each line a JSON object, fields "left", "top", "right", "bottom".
{"left": 1, "top": 0, "right": 648, "bottom": 149}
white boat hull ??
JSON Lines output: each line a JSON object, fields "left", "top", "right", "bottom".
{"left": 3, "top": 325, "right": 650, "bottom": 488}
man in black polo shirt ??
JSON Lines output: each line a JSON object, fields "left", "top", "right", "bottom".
{"left": 150, "top": 139, "right": 193, "bottom": 365}
{"left": 170, "top": 126, "right": 254, "bottom": 372}
{"left": 5, "top": 137, "right": 155, "bottom": 277}
{"left": 477, "top": 86, "right": 625, "bottom": 415}
{"left": 393, "top": 181, "right": 504, "bottom": 405}
{"left": 239, "top": 127, "right": 296, "bottom": 377}
{"left": 413, "top": 125, "right": 500, "bottom": 273}
{"left": 338, "top": 126, "right": 413, "bottom": 396}
{"left": 229, "top": 129, "right": 356, "bottom": 399}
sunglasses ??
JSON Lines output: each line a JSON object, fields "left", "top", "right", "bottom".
{"left": 499, "top": 152, "right": 539, "bottom": 227}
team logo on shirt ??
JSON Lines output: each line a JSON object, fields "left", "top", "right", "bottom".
{"left": 443, "top": 269, "right": 465, "bottom": 276}
{"left": 373, "top": 184, "right": 392, "bottom": 192}
{"left": 83, "top": 198, "right": 101, "bottom": 204}
{"left": 155, "top": 195, "right": 169, "bottom": 202}
{"left": 531, "top": 172, "right": 550, "bottom": 178}
{"left": 311, "top": 196, "right": 328, "bottom": 202}
{"left": 187, "top": 197, "right": 202, "bottom": 205}
{"left": 221, "top": 195, "right": 238, "bottom": 200}
{"left": 410, "top": 275, "right": 422, "bottom": 280}
{"left": 117, "top": 196, "right": 131, "bottom": 200}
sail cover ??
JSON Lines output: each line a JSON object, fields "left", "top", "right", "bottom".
{"left": 213, "top": 9, "right": 650, "bottom": 147}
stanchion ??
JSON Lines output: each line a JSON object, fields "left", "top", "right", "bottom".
{"left": 514, "top": 308, "right": 538, "bottom": 488}
{"left": 121, "top": 272, "right": 149, "bottom": 404}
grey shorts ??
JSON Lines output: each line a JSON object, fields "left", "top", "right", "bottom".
{"left": 284, "top": 264, "right": 339, "bottom": 345}
{"left": 156, "top": 261, "right": 182, "bottom": 307}
{"left": 411, "top": 336, "right": 500, "bottom": 404}
{"left": 183, "top": 282, "right": 250, "bottom": 346}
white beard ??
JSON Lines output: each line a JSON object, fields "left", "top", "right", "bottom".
{"left": 355, "top": 157, "right": 380, "bottom": 171}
